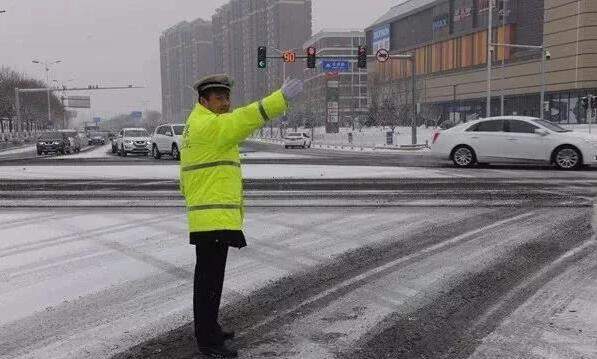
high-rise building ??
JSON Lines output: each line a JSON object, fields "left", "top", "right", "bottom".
{"left": 302, "top": 30, "right": 368, "bottom": 133}
{"left": 160, "top": 19, "right": 214, "bottom": 124}
{"left": 212, "top": 0, "right": 312, "bottom": 106}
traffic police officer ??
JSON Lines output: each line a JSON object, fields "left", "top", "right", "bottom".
{"left": 180, "top": 74, "right": 304, "bottom": 358}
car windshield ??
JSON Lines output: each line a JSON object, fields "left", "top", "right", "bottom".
{"left": 124, "top": 130, "right": 148, "bottom": 137}
{"left": 533, "top": 119, "right": 571, "bottom": 132}
{"left": 39, "top": 132, "right": 63, "bottom": 140}
{"left": 173, "top": 125, "right": 185, "bottom": 135}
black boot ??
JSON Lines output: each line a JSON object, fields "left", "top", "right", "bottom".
{"left": 198, "top": 342, "right": 238, "bottom": 358}
{"left": 221, "top": 329, "right": 235, "bottom": 340}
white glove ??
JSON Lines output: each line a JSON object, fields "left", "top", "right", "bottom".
{"left": 281, "top": 78, "right": 304, "bottom": 101}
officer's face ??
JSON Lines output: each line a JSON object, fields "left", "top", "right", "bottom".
{"left": 200, "top": 90, "right": 231, "bottom": 114}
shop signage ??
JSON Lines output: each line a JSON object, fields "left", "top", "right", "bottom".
{"left": 433, "top": 14, "right": 449, "bottom": 30}
{"left": 454, "top": 7, "right": 472, "bottom": 22}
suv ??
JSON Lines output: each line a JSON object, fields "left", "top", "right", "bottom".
{"left": 116, "top": 128, "right": 150, "bottom": 157}
{"left": 36, "top": 131, "right": 72, "bottom": 155}
{"left": 58, "top": 129, "right": 82, "bottom": 153}
{"left": 150, "top": 123, "right": 185, "bottom": 160}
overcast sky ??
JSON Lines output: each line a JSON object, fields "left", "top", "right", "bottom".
{"left": 0, "top": 0, "right": 396, "bottom": 121}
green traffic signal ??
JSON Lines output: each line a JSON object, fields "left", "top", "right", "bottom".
{"left": 258, "top": 46, "right": 267, "bottom": 69}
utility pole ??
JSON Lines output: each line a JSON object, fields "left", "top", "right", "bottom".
{"left": 15, "top": 88, "right": 20, "bottom": 136}
{"left": 32, "top": 59, "right": 61, "bottom": 130}
{"left": 411, "top": 56, "right": 417, "bottom": 145}
{"left": 486, "top": 0, "right": 494, "bottom": 118}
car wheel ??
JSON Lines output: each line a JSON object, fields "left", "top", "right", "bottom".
{"left": 37, "top": 149, "right": 42, "bottom": 156}
{"left": 284, "top": 145, "right": 289, "bottom": 149}
{"left": 172, "top": 144, "right": 180, "bottom": 160}
{"left": 553, "top": 145, "right": 582, "bottom": 170}
{"left": 120, "top": 145, "right": 127, "bottom": 157}
{"left": 112, "top": 145, "right": 117, "bottom": 154}
{"left": 452, "top": 145, "right": 477, "bottom": 168}
{"left": 152, "top": 144, "right": 161, "bottom": 159}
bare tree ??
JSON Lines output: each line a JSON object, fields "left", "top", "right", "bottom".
{"left": 0, "top": 67, "right": 65, "bottom": 134}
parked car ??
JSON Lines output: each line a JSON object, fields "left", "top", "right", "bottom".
{"left": 150, "top": 123, "right": 185, "bottom": 160}
{"left": 36, "top": 131, "right": 72, "bottom": 155}
{"left": 116, "top": 128, "right": 150, "bottom": 157}
{"left": 430, "top": 116, "right": 597, "bottom": 170}
{"left": 283, "top": 132, "right": 312, "bottom": 149}
{"left": 88, "top": 131, "right": 107, "bottom": 145}
{"left": 58, "top": 129, "right": 82, "bottom": 153}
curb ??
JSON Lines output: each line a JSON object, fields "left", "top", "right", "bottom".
{"left": 248, "top": 138, "right": 430, "bottom": 153}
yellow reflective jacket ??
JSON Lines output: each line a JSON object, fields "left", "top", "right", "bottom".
{"left": 179, "top": 90, "right": 287, "bottom": 233}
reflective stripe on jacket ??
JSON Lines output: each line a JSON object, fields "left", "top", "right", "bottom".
{"left": 179, "top": 90, "right": 287, "bottom": 233}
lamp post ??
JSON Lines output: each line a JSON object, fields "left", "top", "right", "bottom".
{"left": 54, "top": 79, "right": 74, "bottom": 128}
{"left": 489, "top": 43, "right": 549, "bottom": 118}
{"left": 32, "top": 59, "right": 62, "bottom": 128}
{"left": 486, "top": 0, "right": 494, "bottom": 118}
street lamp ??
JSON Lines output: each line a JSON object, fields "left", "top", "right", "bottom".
{"left": 32, "top": 59, "right": 62, "bottom": 127}
{"left": 489, "top": 43, "right": 549, "bottom": 119}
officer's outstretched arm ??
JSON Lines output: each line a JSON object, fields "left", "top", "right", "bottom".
{"left": 211, "top": 90, "right": 287, "bottom": 148}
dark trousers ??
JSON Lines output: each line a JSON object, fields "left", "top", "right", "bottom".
{"left": 193, "top": 240, "right": 229, "bottom": 347}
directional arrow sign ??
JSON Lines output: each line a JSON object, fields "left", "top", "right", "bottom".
{"left": 376, "top": 48, "right": 390, "bottom": 63}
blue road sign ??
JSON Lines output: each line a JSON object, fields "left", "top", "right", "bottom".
{"left": 93, "top": 117, "right": 101, "bottom": 124}
{"left": 321, "top": 60, "right": 351, "bottom": 72}
{"left": 131, "top": 111, "right": 143, "bottom": 120}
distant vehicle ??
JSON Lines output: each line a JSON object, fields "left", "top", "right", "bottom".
{"left": 84, "top": 124, "right": 100, "bottom": 134}
{"left": 431, "top": 116, "right": 597, "bottom": 170}
{"left": 150, "top": 123, "right": 185, "bottom": 160}
{"left": 283, "top": 132, "right": 311, "bottom": 149}
{"left": 88, "top": 131, "right": 107, "bottom": 145}
{"left": 116, "top": 128, "right": 150, "bottom": 157}
{"left": 57, "top": 129, "right": 82, "bottom": 153}
{"left": 36, "top": 131, "right": 72, "bottom": 155}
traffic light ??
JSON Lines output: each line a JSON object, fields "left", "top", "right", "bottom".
{"left": 306, "top": 47, "right": 316, "bottom": 69}
{"left": 357, "top": 46, "right": 367, "bottom": 69}
{"left": 581, "top": 96, "right": 589, "bottom": 109}
{"left": 257, "top": 46, "right": 267, "bottom": 69}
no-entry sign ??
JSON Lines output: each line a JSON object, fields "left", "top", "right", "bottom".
{"left": 376, "top": 49, "right": 390, "bottom": 63}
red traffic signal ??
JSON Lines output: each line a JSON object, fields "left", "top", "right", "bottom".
{"left": 357, "top": 46, "right": 367, "bottom": 69}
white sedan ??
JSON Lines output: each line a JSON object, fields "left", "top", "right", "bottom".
{"left": 431, "top": 116, "right": 597, "bottom": 170}
{"left": 284, "top": 132, "right": 312, "bottom": 149}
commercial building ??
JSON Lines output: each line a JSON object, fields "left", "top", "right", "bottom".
{"left": 302, "top": 30, "right": 368, "bottom": 133}
{"left": 212, "top": 0, "right": 312, "bottom": 106}
{"left": 365, "top": 0, "right": 597, "bottom": 124}
{"left": 160, "top": 19, "right": 214, "bottom": 123}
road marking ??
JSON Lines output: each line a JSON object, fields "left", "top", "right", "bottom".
{"left": 238, "top": 211, "right": 538, "bottom": 336}
{"left": 475, "top": 235, "right": 597, "bottom": 326}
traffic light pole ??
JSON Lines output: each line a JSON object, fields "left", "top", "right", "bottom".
{"left": 259, "top": 48, "right": 418, "bottom": 144}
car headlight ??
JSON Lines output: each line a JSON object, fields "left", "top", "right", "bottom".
{"left": 146, "top": 141, "right": 151, "bottom": 145}
{"left": 53, "top": 141, "right": 60, "bottom": 145}
{"left": 124, "top": 139, "right": 133, "bottom": 144}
